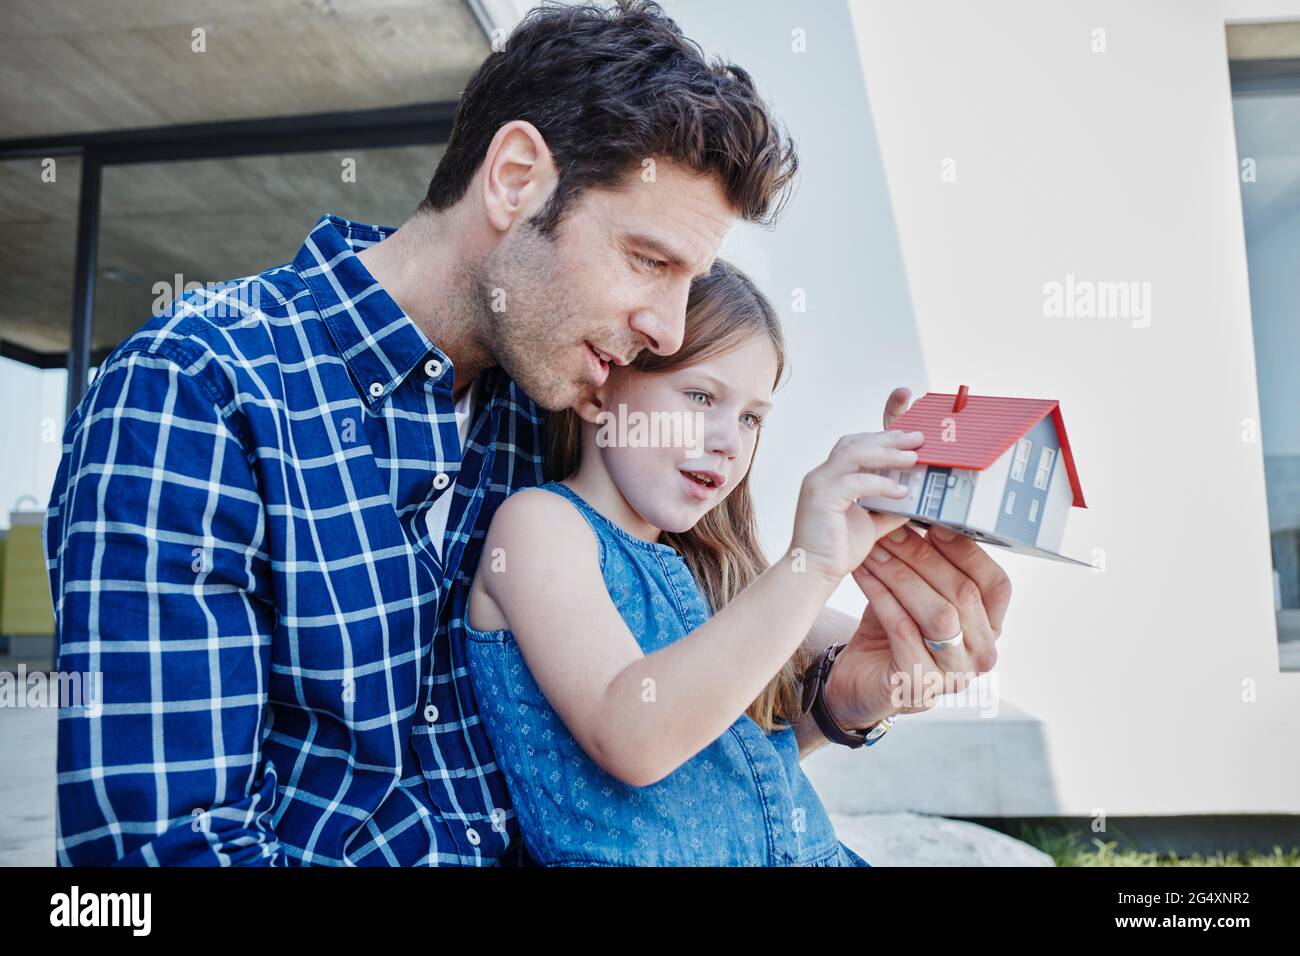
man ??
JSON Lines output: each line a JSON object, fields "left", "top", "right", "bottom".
{"left": 45, "top": 0, "right": 1009, "bottom": 866}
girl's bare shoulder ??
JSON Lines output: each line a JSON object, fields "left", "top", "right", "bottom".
{"left": 473, "top": 486, "right": 602, "bottom": 610}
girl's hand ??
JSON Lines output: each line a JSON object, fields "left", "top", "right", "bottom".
{"left": 788, "top": 429, "right": 926, "bottom": 585}
{"left": 818, "top": 386, "right": 1009, "bottom": 731}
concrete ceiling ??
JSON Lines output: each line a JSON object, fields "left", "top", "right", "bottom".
{"left": 1227, "top": 22, "right": 1300, "bottom": 60}
{"left": 0, "top": 0, "right": 485, "bottom": 360}
{"left": 0, "top": 0, "right": 486, "bottom": 136}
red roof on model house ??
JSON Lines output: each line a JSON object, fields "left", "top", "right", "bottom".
{"left": 889, "top": 385, "right": 1087, "bottom": 509}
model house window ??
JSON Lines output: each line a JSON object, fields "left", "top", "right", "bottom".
{"left": 1034, "top": 448, "right": 1055, "bottom": 490}
{"left": 1010, "top": 439, "right": 1031, "bottom": 481}
{"left": 1004, "top": 490, "right": 1017, "bottom": 515}
{"left": 1029, "top": 499, "right": 1040, "bottom": 523}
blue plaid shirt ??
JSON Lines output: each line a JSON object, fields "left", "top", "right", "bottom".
{"left": 45, "top": 214, "right": 547, "bottom": 866}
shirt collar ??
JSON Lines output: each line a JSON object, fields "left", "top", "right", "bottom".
{"left": 294, "top": 214, "right": 449, "bottom": 409}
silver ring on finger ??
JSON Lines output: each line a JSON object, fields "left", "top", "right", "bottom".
{"left": 925, "top": 630, "right": 964, "bottom": 652}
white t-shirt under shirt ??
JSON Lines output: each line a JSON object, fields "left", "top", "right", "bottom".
{"left": 425, "top": 376, "right": 478, "bottom": 561}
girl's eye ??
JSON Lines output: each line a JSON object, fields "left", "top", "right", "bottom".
{"left": 686, "top": 390, "right": 712, "bottom": 406}
{"left": 740, "top": 412, "right": 763, "bottom": 430}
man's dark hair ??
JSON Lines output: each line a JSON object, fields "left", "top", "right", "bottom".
{"left": 421, "top": 0, "right": 798, "bottom": 234}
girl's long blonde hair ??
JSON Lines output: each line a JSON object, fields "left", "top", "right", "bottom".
{"left": 545, "top": 258, "right": 810, "bottom": 732}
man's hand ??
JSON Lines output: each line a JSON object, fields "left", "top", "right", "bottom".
{"left": 821, "top": 386, "right": 1013, "bottom": 730}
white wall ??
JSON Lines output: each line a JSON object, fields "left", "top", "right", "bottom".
{"left": 496, "top": 0, "right": 1299, "bottom": 815}
{"left": 1037, "top": 457, "right": 1073, "bottom": 554}
{"left": 661, "top": 0, "right": 930, "bottom": 610}
{"left": 968, "top": 446, "right": 1015, "bottom": 535}
{"left": 843, "top": 0, "right": 1300, "bottom": 814}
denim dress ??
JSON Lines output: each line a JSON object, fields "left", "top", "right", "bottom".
{"left": 462, "top": 481, "right": 869, "bottom": 867}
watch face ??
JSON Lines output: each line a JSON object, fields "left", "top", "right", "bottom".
{"left": 865, "top": 716, "right": 894, "bottom": 744}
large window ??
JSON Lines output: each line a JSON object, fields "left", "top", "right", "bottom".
{"left": 1230, "top": 38, "right": 1300, "bottom": 670}
{"left": 95, "top": 147, "right": 441, "bottom": 361}
{"left": 0, "top": 143, "right": 443, "bottom": 660}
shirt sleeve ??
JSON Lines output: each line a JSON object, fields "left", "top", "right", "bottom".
{"left": 45, "top": 345, "right": 282, "bottom": 866}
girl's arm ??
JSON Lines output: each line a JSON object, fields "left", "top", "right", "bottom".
{"left": 476, "top": 433, "right": 920, "bottom": 787}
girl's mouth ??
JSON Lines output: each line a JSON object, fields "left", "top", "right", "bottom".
{"left": 679, "top": 469, "right": 722, "bottom": 501}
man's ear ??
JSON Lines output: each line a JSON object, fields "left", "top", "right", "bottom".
{"left": 480, "top": 120, "right": 557, "bottom": 233}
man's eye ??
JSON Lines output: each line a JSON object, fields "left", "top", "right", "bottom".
{"left": 638, "top": 254, "right": 667, "bottom": 271}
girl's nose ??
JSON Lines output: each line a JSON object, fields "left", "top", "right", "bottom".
{"left": 706, "top": 418, "right": 741, "bottom": 460}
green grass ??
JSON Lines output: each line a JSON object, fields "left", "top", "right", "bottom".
{"left": 1015, "top": 822, "right": 1300, "bottom": 867}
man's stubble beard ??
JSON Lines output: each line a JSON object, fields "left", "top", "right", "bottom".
{"left": 470, "top": 221, "right": 589, "bottom": 412}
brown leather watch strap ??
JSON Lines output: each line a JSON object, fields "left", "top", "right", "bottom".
{"left": 799, "top": 642, "right": 893, "bottom": 748}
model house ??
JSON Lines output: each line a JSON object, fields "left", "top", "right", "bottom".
{"left": 858, "top": 385, "right": 1087, "bottom": 564}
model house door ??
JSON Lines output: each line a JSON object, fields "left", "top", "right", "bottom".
{"left": 920, "top": 469, "right": 950, "bottom": 519}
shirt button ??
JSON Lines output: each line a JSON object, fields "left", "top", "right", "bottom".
{"left": 368, "top": 381, "right": 384, "bottom": 398}
{"left": 465, "top": 827, "right": 481, "bottom": 846}
{"left": 433, "top": 472, "right": 450, "bottom": 490}
{"left": 424, "top": 358, "right": 444, "bottom": 379}
{"left": 424, "top": 704, "right": 439, "bottom": 723}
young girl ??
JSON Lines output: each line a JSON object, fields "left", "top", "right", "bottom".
{"left": 462, "top": 259, "right": 920, "bottom": 866}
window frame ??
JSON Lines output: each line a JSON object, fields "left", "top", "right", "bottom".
{"left": 1010, "top": 439, "right": 1031, "bottom": 481}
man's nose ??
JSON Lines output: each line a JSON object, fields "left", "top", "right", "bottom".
{"left": 629, "top": 283, "right": 689, "bottom": 356}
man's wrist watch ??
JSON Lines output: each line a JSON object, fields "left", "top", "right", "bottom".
{"left": 799, "top": 641, "right": 896, "bottom": 749}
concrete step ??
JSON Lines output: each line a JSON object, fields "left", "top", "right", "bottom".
{"left": 833, "top": 812, "right": 1055, "bottom": 866}
{"left": 803, "top": 697, "right": 1059, "bottom": 817}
